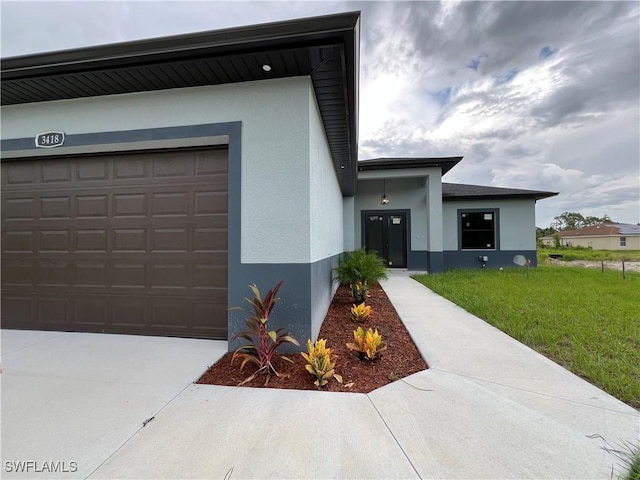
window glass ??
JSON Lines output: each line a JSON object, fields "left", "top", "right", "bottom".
{"left": 620, "top": 237, "right": 626, "bottom": 247}
{"left": 461, "top": 211, "right": 496, "bottom": 249}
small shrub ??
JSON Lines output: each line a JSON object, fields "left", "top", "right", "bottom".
{"left": 346, "top": 326, "right": 387, "bottom": 360}
{"left": 333, "top": 249, "right": 388, "bottom": 303}
{"left": 232, "top": 281, "right": 299, "bottom": 386}
{"left": 301, "top": 339, "right": 342, "bottom": 387}
{"left": 351, "top": 302, "right": 372, "bottom": 322}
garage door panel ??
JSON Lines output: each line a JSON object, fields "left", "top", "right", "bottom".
{"left": 112, "top": 301, "right": 147, "bottom": 327}
{"left": 3, "top": 197, "right": 35, "bottom": 220}
{"left": 41, "top": 161, "right": 72, "bottom": 183}
{"left": 73, "top": 299, "right": 108, "bottom": 326}
{"left": 150, "top": 302, "right": 189, "bottom": 329}
{"left": 73, "top": 262, "right": 108, "bottom": 286}
{"left": 112, "top": 228, "right": 147, "bottom": 252}
{"left": 113, "top": 193, "right": 147, "bottom": 217}
{"left": 111, "top": 263, "right": 146, "bottom": 288}
{"left": 1, "top": 148, "right": 228, "bottom": 339}
{"left": 194, "top": 191, "right": 227, "bottom": 215}
{"left": 193, "top": 227, "right": 227, "bottom": 251}
{"left": 39, "top": 230, "right": 70, "bottom": 252}
{"left": 114, "top": 157, "right": 146, "bottom": 180}
{"left": 37, "top": 298, "right": 69, "bottom": 325}
{"left": 151, "top": 192, "right": 189, "bottom": 216}
{"left": 196, "top": 153, "right": 228, "bottom": 175}
{"left": 77, "top": 159, "right": 109, "bottom": 182}
{"left": 193, "top": 302, "right": 227, "bottom": 335}
{"left": 2, "top": 260, "right": 35, "bottom": 287}
{"left": 76, "top": 230, "right": 108, "bottom": 252}
{"left": 151, "top": 228, "right": 188, "bottom": 252}
{"left": 150, "top": 264, "right": 188, "bottom": 289}
{"left": 153, "top": 155, "right": 190, "bottom": 178}
{"left": 2, "top": 297, "right": 34, "bottom": 327}
{"left": 5, "top": 162, "right": 37, "bottom": 185}
{"left": 41, "top": 196, "right": 71, "bottom": 218}
{"left": 39, "top": 262, "right": 70, "bottom": 286}
{"left": 77, "top": 195, "right": 108, "bottom": 217}
{"left": 193, "top": 265, "right": 227, "bottom": 289}
{"left": 2, "top": 230, "right": 35, "bottom": 252}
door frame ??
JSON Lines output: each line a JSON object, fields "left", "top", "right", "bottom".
{"left": 361, "top": 209, "right": 410, "bottom": 268}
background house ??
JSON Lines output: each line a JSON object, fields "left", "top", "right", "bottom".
{"left": 542, "top": 224, "right": 640, "bottom": 250}
{"left": 1, "top": 12, "right": 556, "bottom": 349}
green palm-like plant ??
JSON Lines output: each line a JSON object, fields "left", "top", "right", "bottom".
{"left": 333, "top": 249, "right": 388, "bottom": 303}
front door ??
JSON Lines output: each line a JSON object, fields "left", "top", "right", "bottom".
{"left": 364, "top": 212, "right": 407, "bottom": 268}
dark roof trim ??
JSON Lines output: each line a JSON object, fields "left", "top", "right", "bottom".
{"left": 1, "top": 12, "right": 360, "bottom": 195}
{"left": 358, "top": 157, "right": 463, "bottom": 176}
{"left": 2, "top": 12, "right": 360, "bottom": 78}
{"left": 442, "top": 182, "right": 558, "bottom": 201}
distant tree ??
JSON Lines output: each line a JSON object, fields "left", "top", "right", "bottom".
{"left": 584, "top": 214, "right": 611, "bottom": 226}
{"left": 551, "top": 212, "right": 613, "bottom": 231}
{"left": 536, "top": 226, "right": 556, "bottom": 238}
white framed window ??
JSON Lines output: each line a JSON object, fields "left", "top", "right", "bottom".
{"left": 620, "top": 237, "right": 626, "bottom": 247}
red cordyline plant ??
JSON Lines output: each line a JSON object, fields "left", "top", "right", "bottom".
{"left": 231, "top": 280, "right": 299, "bottom": 386}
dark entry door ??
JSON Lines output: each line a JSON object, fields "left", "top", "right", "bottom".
{"left": 364, "top": 212, "right": 407, "bottom": 268}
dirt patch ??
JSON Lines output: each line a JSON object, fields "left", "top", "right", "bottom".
{"left": 546, "top": 258, "right": 640, "bottom": 273}
{"left": 196, "top": 283, "right": 428, "bottom": 393}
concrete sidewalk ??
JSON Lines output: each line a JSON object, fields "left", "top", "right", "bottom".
{"left": 2, "top": 274, "right": 639, "bottom": 479}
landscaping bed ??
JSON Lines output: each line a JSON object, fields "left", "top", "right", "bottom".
{"left": 196, "top": 283, "right": 428, "bottom": 393}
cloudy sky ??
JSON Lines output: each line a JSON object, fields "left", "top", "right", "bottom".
{"left": 2, "top": 1, "right": 639, "bottom": 227}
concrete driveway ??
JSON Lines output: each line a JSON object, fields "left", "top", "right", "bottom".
{"left": 2, "top": 274, "right": 639, "bottom": 479}
{"left": 1, "top": 330, "right": 226, "bottom": 479}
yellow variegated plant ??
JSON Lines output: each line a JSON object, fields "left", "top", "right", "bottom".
{"left": 301, "top": 339, "right": 342, "bottom": 387}
{"left": 346, "top": 326, "right": 387, "bottom": 360}
{"left": 350, "top": 302, "right": 372, "bottom": 322}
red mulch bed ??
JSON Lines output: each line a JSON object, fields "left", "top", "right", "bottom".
{"left": 196, "top": 283, "right": 428, "bottom": 393}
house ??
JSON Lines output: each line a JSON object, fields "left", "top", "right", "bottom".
{"left": 542, "top": 224, "right": 640, "bottom": 250}
{"left": 0, "top": 12, "right": 556, "bottom": 349}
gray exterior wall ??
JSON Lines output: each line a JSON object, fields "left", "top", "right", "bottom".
{"left": 350, "top": 175, "right": 540, "bottom": 272}
{"left": 442, "top": 198, "right": 538, "bottom": 269}
{"left": 1, "top": 76, "right": 343, "bottom": 351}
{"left": 354, "top": 169, "right": 443, "bottom": 271}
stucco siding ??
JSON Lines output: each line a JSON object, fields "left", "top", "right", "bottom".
{"left": 354, "top": 177, "right": 428, "bottom": 251}
{"left": 308, "top": 84, "right": 343, "bottom": 262}
{"left": 343, "top": 196, "right": 356, "bottom": 251}
{"left": 1, "top": 77, "right": 314, "bottom": 264}
{"left": 443, "top": 199, "right": 536, "bottom": 251}
{"left": 307, "top": 84, "right": 342, "bottom": 342}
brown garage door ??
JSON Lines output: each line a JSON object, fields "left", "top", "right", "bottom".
{"left": 1, "top": 148, "right": 228, "bottom": 339}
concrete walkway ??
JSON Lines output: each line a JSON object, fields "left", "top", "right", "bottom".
{"left": 2, "top": 273, "right": 639, "bottom": 479}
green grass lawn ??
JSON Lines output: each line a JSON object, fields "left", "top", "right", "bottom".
{"left": 538, "top": 247, "right": 640, "bottom": 262}
{"left": 413, "top": 265, "right": 640, "bottom": 409}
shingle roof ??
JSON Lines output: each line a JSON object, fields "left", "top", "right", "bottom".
{"left": 442, "top": 183, "right": 558, "bottom": 201}
{"left": 560, "top": 224, "right": 640, "bottom": 237}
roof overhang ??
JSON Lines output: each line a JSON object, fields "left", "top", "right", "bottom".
{"left": 357, "top": 157, "right": 463, "bottom": 176}
{"left": 1, "top": 12, "right": 361, "bottom": 194}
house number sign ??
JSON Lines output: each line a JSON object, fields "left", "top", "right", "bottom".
{"left": 35, "top": 131, "right": 65, "bottom": 148}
